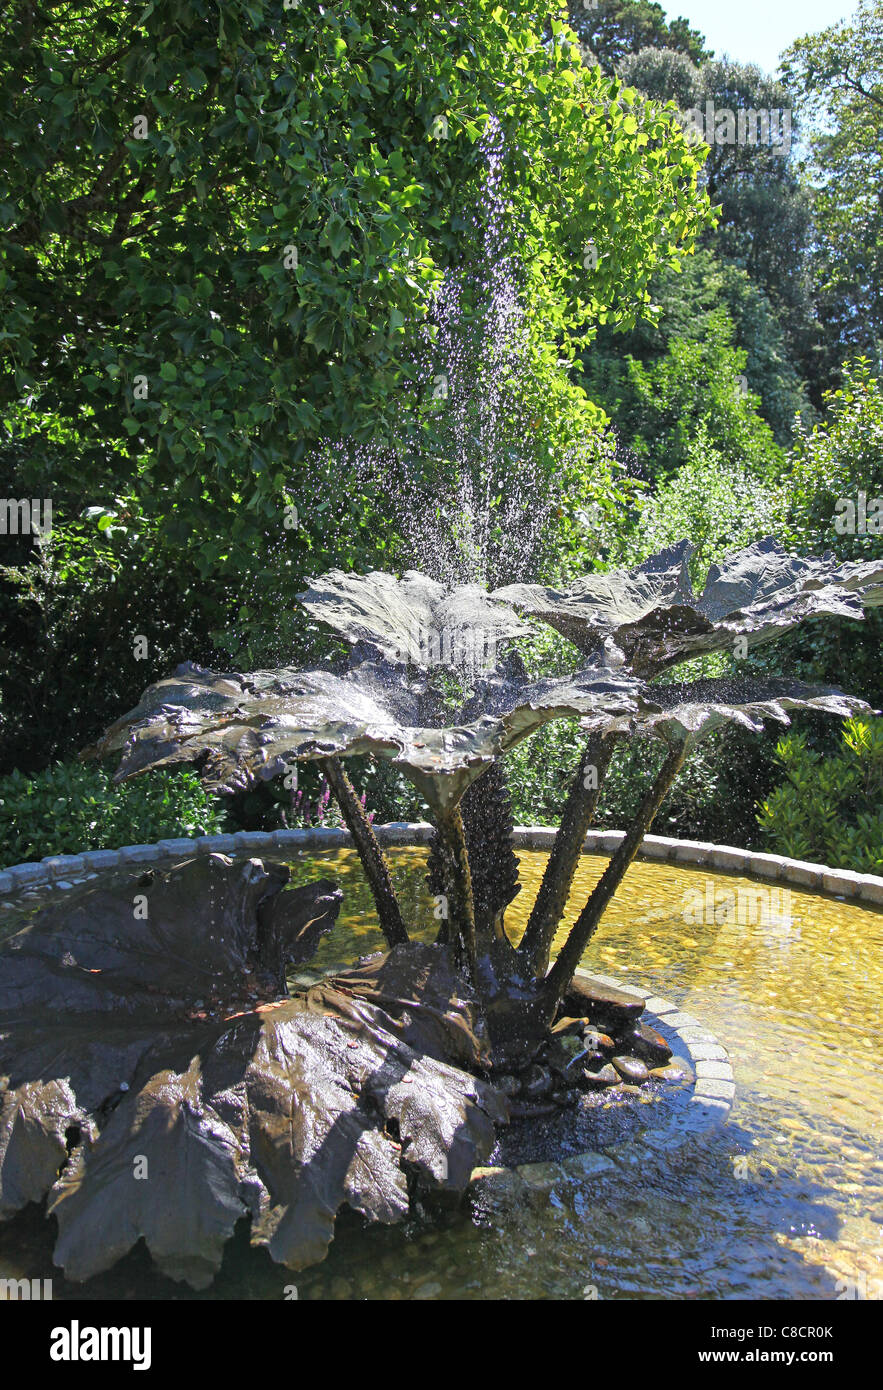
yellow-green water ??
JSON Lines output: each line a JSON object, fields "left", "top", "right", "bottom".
{"left": 2, "top": 848, "right": 882, "bottom": 1300}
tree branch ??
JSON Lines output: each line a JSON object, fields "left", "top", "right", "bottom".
{"left": 839, "top": 65, "right": 883, "bottom": 111}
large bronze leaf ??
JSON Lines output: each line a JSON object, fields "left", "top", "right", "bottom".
{"left": 298, "top": 568, "right": 533, "bottom": 668}
{"left": 0, "top": 857, "right": 506, "bottom": 1288}
{"left": 494, "top": 540, "right": 695, "bottom": 656}
{"left": 84, "top": 659, "right": 644, "bottom": 815}
{"left": 494, "top": 539, "right": 883, "bottom": 677}
{"left": 579, "top": 677, "right": 873, "bottom": 745}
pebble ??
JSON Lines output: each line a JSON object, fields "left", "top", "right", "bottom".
{"left": 582, "top": 1063, "right": 620, "bottom": 1088}
{"left": 552, "top": 1016, "right": 589, "bottom": 1036}
{"left": 650, "top": 1062, "right": 693, "bottom": 1084}
{"left": 622, "top": 1021, "right": 673, "bottom": 1067}
{"left": 611, "top": 1055, "right": 650, "bottom": 1084}
{"left": 573, "top": 1048, "right": 608, "bottom": 1072}
{"left": 559, "top": 976, "right": 644, "bottom": 1031}
{"left": 582, "top": 1028, "right": 615, "bottom": 1053}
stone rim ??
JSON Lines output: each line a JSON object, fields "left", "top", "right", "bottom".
{"left": 3, "top": 823, "right": 882, "bottom": 908}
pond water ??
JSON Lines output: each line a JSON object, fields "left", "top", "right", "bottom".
{"left": 2, "top": 847, "right": 881, "bottom": 1301}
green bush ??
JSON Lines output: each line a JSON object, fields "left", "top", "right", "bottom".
{"left": 609, "top": 422, "right": 785, "bottom": 579}
{"left": 785, "top": 360, "right": 883, "bottom": 564}
{"left": 580, "top": 310, "right": 783, "bottom": 484}
{"left": 0, "top": 762, "right": 227, "bottom": 868}
{"left": 769, "top": 360, "right": 883, "bottom": 710}
{"left": 758, "top": 718, "right": 883, "bottom": 872}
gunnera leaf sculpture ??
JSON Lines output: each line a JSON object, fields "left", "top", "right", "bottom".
{"left": 6, "top": 537, "right": 878, "bottom": 1287}
{"left": 493, "top": 538, "right": 883, "bottom": 678}
{"left": 84, "top": 540, "right": 881, "bottom": 1015}
{"left": 0, "top": 854, "right": 505, "bottom": 1288}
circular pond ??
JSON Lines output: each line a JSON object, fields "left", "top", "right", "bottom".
{"left": 1, "top": 846, "right": 881, "bottom": 1300}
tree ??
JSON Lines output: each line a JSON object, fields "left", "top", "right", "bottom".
{"left": 618, "top": 48, "right": 818, "bottom": 394}
{"left": 584, "top": 248, "right": 812, "bottom": 447}
{"left": 0, "top": 0, "right": 710, "bottom": 775}
{"left": 781, "top": 0, "right": 883, "bottom": 379}
{"left": 779, "top": 360, "right": 883, "bottom": 706}
{"left": 580, "top": 303, "right": 782, "bottom": 481}
{"left": 618, "top": 42, "right": 697, "bottom": 104}
{"left": 566, "top": 0, "right": 710, "bottom": 72}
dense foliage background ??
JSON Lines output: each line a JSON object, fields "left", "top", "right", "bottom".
{"left": 1, "top": 0, "right": 881, "bottom": 867}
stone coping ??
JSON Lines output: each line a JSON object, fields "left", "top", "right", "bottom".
{"left": 469, "top": 968, "right": 734, "bottom": 1190}
{"left": 3, "top": 823, "right": 882, "bottom": 908}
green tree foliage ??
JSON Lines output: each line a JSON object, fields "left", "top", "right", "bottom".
{"left": 618, "top": 48, "right": 818, "bottom": 394}
{"left": 585, "top": 248, "right": 811, "bottom": 446}
{"left": 614, "top": 424, "right": 784, "bottom": 575}
{"left": 0, "top": 458, "right": 217, "bottom": 774}
{"left": 0, "top": 0, "right": 708, "bottom": 580}
{"left": 0, "top": 0, "right": 710, "bottom": 773}
{"left": 777, "top": 361, "right": 883, "bottom": 706}
{"left": 782, "top": 0, "right": 883, "bottom": 379}
{"left": 566, "top": 0, "right": 710, "bottom": 72}
{"left": 758, "top": 719, "right": 883, "bottom": 871}
{"left": 786, "top": 360, "right": 883, "bottom": 559}
{"left": 617, "top": 42, "right": 698, "bottom": 104}
{"left": 506, "top": 716, "right": 772, "bottom": 848}
{"left": 580, "top": 301, "right": 782, "bottom": 481}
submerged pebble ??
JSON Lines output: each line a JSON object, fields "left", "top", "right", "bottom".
{"left": 611, "top": 1055, "right": 650, "bottom": 1084}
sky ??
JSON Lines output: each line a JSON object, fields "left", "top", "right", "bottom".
{"left": 668, "top": 0, "right": 854, "bottom": 75}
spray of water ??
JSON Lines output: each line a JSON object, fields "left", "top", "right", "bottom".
{"left": 243, "top": 119, "right": 594, "bottom": 667}
{"left": 332, "top": 118, "right": 566, "bottom": 590}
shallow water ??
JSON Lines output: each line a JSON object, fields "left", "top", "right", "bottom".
{"left": 2, "top": 847, "right": 882, "bottom": 1300}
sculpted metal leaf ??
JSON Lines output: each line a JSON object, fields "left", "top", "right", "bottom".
{"left": 493, "top": 538, "right": 883, "bottom": 677}
{"left": 494, "top": 540, "right": 695, "bottom": 658}
{"left": 298, "top": 568, "right": 533, "bottom": 668}
{"left": 0, "top": 857, "right": 505, "bottom": 1288}
{"left": 85, "top": 659, "right": 644, "bottom": 815}
{"left": 580, "top": 677, "right": 873, "bottom": 745}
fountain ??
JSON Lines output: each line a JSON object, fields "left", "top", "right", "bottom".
{"left": 1, "top": 535, "right": 881, "bottom": 1288}
{"left": 3, "top": 118, "right": 882, "bottom": 1299}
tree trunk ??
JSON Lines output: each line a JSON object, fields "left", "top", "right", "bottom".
{"left": 319, "top": 757, "right": 409, "bottom": 949}
{"left": 518, "top": 733, "right": 620, "bottom": 977}
{"left": 542, "top": 739, "right": 687, "bottom": 1010}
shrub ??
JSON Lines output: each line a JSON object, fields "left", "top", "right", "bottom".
{"left": 772, "top": 360, "right": 883, "bottom": 710}
{"left": 0, "top": 762, "right": 226, "bottom": 868}
{"left": 757, "top": 718, "right": 883, "bottom": 872}
{"left": 611, "top": 422, "right": 784, "bottom": 578}
{"left": 220, "top": 755, "right": 427, "bottom": 834}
